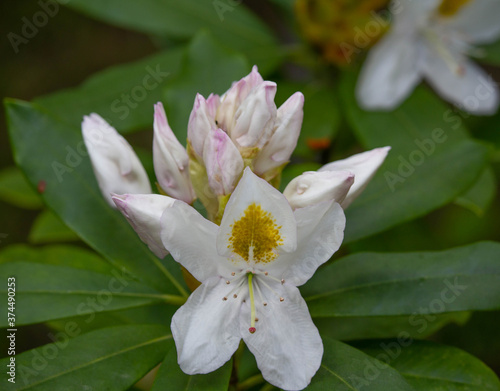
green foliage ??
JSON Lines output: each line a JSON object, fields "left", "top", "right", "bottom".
{"left": 28, "top": 210, "right": 79, "bottom": 244}
{"left": 0, "top": 166, "right": 42, "bottom": 209}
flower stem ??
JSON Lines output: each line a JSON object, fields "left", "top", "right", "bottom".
{"left": 237, "top": 374, "right": 265, "bottom": 391}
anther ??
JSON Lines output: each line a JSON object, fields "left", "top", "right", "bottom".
{"left": 255, "top": 318, "right": 259, "bottom": 322}
{"left": 223, "top": 297, "right": 227, "bottom": 301}
{"left": 226, "top": 280, "right": 230, "bottom": 284}
{"left": 233, "top": 294, "right": 238, "bottom": 298}
{"left": 263, "top": 302, "right": 268, "bottom": 306}
{"left": 281, "top": 279, "right": 285, "bottom": 285}
{"left": 280, "top": 297, "right": 284, "bottom": 302}
{"left": 231, "top": 272, "right": 235, "bottom": 276}
{"left": 264, "top": 272, "right": 268, "bottom": 276}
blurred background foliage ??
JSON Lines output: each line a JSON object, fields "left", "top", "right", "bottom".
{"left": 1, "top": 0, "right": 500, "bottom": 387}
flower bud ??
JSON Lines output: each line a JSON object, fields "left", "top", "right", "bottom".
{"left": 232, "top": 81, "right": 277, "bottom": 149}
{"left": 217, "top": 65, "right": 264, "bottom": 135}
{"left": 82, "top": 113, "right": 151, "bottom": 207}
{"left": 283, "top": 170, "right": 355, "bottom": 210}
{"left": 112, "top": 193, "right": 174, "bottom": 258}
{"left": 153, "top": 102, "right": 196, "bottom": 204}
{"left": 203, "top": 128, "right": 244, "bottom": 196}
{"left": 254, "top": 92, "right": 304, "bottom": 175}
{"left": 187, "top": 94, "right": 217, "bottom": 158}
{"left": 319, "top": 146, "right": 391, "bottom": 208}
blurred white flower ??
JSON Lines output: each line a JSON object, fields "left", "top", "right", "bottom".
{"left": 357, "top": 0, "right": 500, "bottom": 114}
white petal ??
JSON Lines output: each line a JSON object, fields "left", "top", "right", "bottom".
{"left": 447, "top": 0, "right": 500, "bottom": 44}
{"left": 422, "top": 50, "right": 499, "bottom": 115}
{"left": 172, "top": 276, "right": 241, "bottom": 374}
{"left": 203, "top": 128, "right": 244, "bottom": 196}
{"left": 241, "top": 283, "right": 323, "bottom": 390}
{"left": 268, "top": 201, "right": 345, "bottom": 287}
{"left": 254, "top": 92, "right": 304, "bottom": 175}
{"left": 356, "top": 32, "right": 424, "bottom": 110}
{"left": 217, "top": 168, "right": 297, "bottom": 259}
{"left": 112, "top": 193, "right": 174, "bottom": 259}
{"left": 153, "top": 102, "right": 195, "bottom": 203}
{"left": 161, "top": 200, "right": 236, "bottom": 282}
{"left": 319, "top": 147, "right": 391, "bottom": 208}
{"left": 283, "top": 170, "right": 354, "bottom": 210}
{"left": 232, "top": 81, "right": 277, "bottom": 148}
{"left": 82, "top": 114, "right": 151, "bottom": 206}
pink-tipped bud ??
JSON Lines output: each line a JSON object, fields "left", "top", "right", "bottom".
{"left": 112, "top": 193, "right": 175, "bottom": 258}
{"left": 82, "top": 113, "right": 151, "bottom": 207}
{"left": 254, "top": 92, "right": 304, "bottom": 175}
{"left": 203, "top": 128, "right": 244, "bottom": 196}
{"left": 283, "top": 170, "right": 355, "bottom": 210}
{"left": 187, "top": 94, "right": 217, "bottom": 158}
{"left": 232, "top": 81, "right": 277, "bottom": 149}
{"left": 153, "top": 102, "right": 195, "bottom": 204}
{"left": 319, "top": 146, "right": 391, "bottom": 208}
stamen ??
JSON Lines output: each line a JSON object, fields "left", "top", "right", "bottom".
{"left": 280, "top": 297, "right": 285, "bottom": 302}
{"left": 253, "top": 279, "right": 267, "bottom": 307}
{"left": 231, "top": 272, "right": 235, "bottom": 276}
{"left": 226, "top": 280, "right": 230, "bottom": 284}
{"left": 224, "top": 277, "right": 246, "bottom": 300}
{"left": 248, "top": 273, "right": 257, "bottom": 333}
{"left": 222, "top": 297, "right": 227, "bottom": 301}
{"left": 259, "top": 277, "right": 286, "bottom": 303}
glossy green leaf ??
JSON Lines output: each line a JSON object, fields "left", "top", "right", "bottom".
{"left": 35, "top": 47, "right": 184, "bottom": 134}
{"left": 315, "top": 312, "right": 470, "bottom": 341}
{"left": 64, "top": 0, "right": 280, "bottom": 74}
{"left": 357, "top": 340, "right": 500, "bottom": 391}
{"left": 0, "top": 261, "right": 168, "bottom": 327}
{"left": 6, "top": 99, "right": 186, "bottom": 296}
{"left": 340, "top": 71, "right": 488, "bottom": 242}
{"left": 0, "top": 166, "right": 42, "bottom": 209}
{"left": 29, "top": 209, "right": 79, "bottom": 243}
{"left": 163, "top": 31, "right": 249, "bottom": 141}
{"left": 455, "top": 166, "right": 496, "bottom": 216}
{"left": 303, "top": 241, "right": 500, "bottom": 317}
{"left": 308, "top": 338, "right": 414, "bottom": 390}
{"left": 0, "top": 325, "right": 171, "bottom": 391}
{"left": 0, "top": 244, "right": 112, "bottom": 273}
{"left": 151, "top": 339, "right": 232, "bottom": 391}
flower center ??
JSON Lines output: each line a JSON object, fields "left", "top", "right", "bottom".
{"left": 228, "top": 203, "right": 283, "bottom": 264}
{"left": 438, "top": 0, "right": 471, "bottom": 17}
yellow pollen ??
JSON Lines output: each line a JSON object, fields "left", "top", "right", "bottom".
{"left": 228, "top": 203, "right": 283, "bottom": 264}
{"left": 438, "top": 0, "right": 471, "bottom": 16}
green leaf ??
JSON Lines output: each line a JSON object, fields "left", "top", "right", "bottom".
{"left": 455, "top": 166, "right": 496, "bottom": 216}
{"left": 340, "top": 71, "right": 488, "bottom": 242}
{"left": 0, "top": 325, "right": 171, "bottom": 391}
{"left": 0, "top": 261, "right": 169, "bottom": 327}
{"left": 6, "top": 99, "right": 186, "bottom": 296}
{"left": 163, "top": 31, "right": 249, "bottom": 142}
{"left": 64, "top": 0, "right": 280, "bottom": 74}
{"left": 35, "top": 47, "right": 184, "bottom": 134}
{"left": 29, "top": 209, "right": 79, "bottom": 244}
{"left": 0, "top": 166, "right": 42, "bottom": 209}
{"left": 315, "top": 312, "right": 470, "bottom": 341}
{"left": 151, "top": 339, "right": 232, "bottom": 391}
{"left": 357, "top": 340, "right": 500, "bottom": 391}
{"left": 0, "top": 244, "right": 112, "bottom": 273}
{"left": 308, "top": 338, "right": 414, "bottom": 390}
{"left": 303, "top": 241, "right": 500, "bottom": 317}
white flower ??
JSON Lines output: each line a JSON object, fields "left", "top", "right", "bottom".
{"left": 82, "top": 114, "right": 151, "bottom": 207}
{"left": 284, "top": 147, "right": 390, "bottom": 209}
{"left": 153, "top": 102, "right": 196, "bottom": 204}
{"left": 356, "top": 0, "right": 500, "bottom": 114}
{"left": 161, "top": 168, "right": 345, "bottom": 390}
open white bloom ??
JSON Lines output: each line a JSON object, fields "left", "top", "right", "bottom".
{"left": 284, "top": 147, "right": 390, "bottom": 209}
{"left": 357, "top": 0, "right": 500, "bottom": 114}
{"left": 82, "top": 114, "right": 151, "bottom": 207}
{"left": 161, "top": 168, "right": 345, "bottom": 390}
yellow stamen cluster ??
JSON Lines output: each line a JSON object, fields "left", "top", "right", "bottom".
{"left": 228, "top": 203, "right": 283, "bottom": 264}
{"left": 438, "top": 0, "right": 472, "bottom": 16}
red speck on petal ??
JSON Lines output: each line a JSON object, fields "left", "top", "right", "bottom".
{"left": 249, "top": 327, "right": 256, "bottom": 334}
{"left": 37, "top": 180, "right": 46, "bottom": 194}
